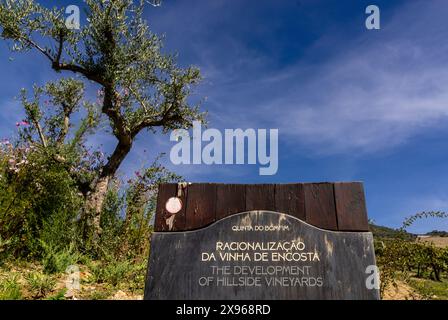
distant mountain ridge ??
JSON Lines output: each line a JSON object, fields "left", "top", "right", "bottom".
{"left": 369, "top": 223, "right": 448, "bottom": 238}
{"left": 368, "top": 223, "right": 414, "bottom": 239}
{"left": 424, "top": 230, "right": 448, "bottom": 237}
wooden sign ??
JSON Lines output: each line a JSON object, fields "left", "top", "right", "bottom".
{"left": 144, "top": 182, "right": 379, "bottom": 300}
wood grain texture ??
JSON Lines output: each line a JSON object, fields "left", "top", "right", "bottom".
{"left": 304, "top": 183, "right": 338, "bottom": 230}
{"left": 154, "top": 183, "right": 188, "bottom": 231}
{"left": 275, "top": 183, "right": 305, "bottom": 220}
{"left": 216, "top": 184, "right": 246, "bottom": 220}
{"left": 154, "top": 182, "right": 368, "bottom": 231}
{"left": 172, "top": 183, "right": 188, "bottom": 231}
{"left": 334, "top": 182, "right": 369, "bottom": 231}
{"left": 245, "top": 184, "right": 275, "bottom": 211}
{"left": 154, "top": 183, "right": 177, "bottom": 232}
{"left": 185, "top": 183, "right": 217, "bottom": 230}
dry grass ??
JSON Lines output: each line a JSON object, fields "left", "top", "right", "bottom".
{"left": 382, "top": 280, "right": 422, "bottom": 300}
{"left": 416, "top": 236, "right": 448, "bottom": 248}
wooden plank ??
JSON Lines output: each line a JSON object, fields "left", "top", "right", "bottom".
{"left": 154, "top": 183, "right": 177, "bottom": 232}
{"left": 334, "top": 182, "right": 369, "bottom": 231}
{"left": 245, "top": 184, "right": 275, "bottom": 211}
{"left": 172, "top": 183, "right": 188, "bottom": 231}
{"left": 156, "top": 182, "right": 369, "bottom": 232}
{"left": 275, "top": 184, "right": 305, "bottom": 220}
{"left": 185, "top": 183, "right": 217, "bottom": 230}
{"left": 304, "top": 183, "right": 338, "bottom": 230}
{"left": 215, "top": 184, "right": 246, "bottom": 220}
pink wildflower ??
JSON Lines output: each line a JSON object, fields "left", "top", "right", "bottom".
{"left": 15, "top": 120, "right": 29, "bottom": 127}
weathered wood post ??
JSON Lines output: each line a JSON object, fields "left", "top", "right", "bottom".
{"left": 144, "top": 182, "right": 380, "bottom": 300}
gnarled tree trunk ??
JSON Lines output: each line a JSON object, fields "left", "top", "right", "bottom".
{"left": 85, "top": 175, "right": 110, "bottom": 238}
{"left": 83, "top": 139, "right": 132, "bottom": 242}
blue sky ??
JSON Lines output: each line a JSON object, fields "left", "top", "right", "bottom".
{"left": 1, "top": 0, "right": 448, "bottom": 233}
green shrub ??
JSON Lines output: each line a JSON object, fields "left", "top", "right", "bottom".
{"left": 86, "top": 258, "right": 148, "bottom": 293}
{"left": 0, "top": 145, "right": 83, "bottom": 259}
{"left": 96, "top": 184, "right": 125, "bottom": 259}
{"left": 0, "top": 235, "right": 11, "bottom": 263}
{"left": 0, "top": 274, "right": 22, "bottom": 300}
{"left": 89, "top": 260, "right": 133, "bottom": 287}
{"left": 409, "top": 278, "right": 448, "bottom": 300}
{"left": 126, "top": 260, "right": 148, "bottom": 293}
{"left": 25, "top": 272, "right": 56, "bottom": 299}
{"left": 88, "top": 289, "right": 112, "bottom": 300}
{"left": 46, "top": 288, "right": 67, "bottom": 300}
{"left": 376, "top": 211, "right": 448, "bottom": 297}
{"left": 41, "top": 242, "right": 81, "bottom": 274}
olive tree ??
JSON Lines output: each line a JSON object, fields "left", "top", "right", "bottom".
{"left": 0, "top": 0, "right": 204, "bottom": 240}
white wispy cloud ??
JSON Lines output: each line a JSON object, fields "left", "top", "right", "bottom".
{"left": 152, "top": 0, "right": 448, "bottom": 156}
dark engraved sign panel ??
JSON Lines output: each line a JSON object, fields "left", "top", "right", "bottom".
{"left": 144, "top": 211, "right": 379, "bottom": 300}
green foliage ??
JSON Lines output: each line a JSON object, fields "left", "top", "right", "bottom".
{"left": 84, "top": 158, "right": 181, "bottom": 260}
{"left": 89, "top": 260, "right": 132, "bottom": 287}
{"left": 25, "top": 271, "right": 55, "bottom": 299}
{"left": 118, "top": 160, "right": 180, "bottom": 258}
{"left": 409, "top": 278, "right": 448, "bottom": 300}
{"left": 0, "top": 274, "right": 22, "bottom": 300}
{"left": 94, "top": 181, "right": 125, "bottom": 258}
{"left": 0, "top": 80, "right": 179, "bottom": 261}
{"left": 369, "top": 223, "right": 415, "bottom": 240}
{"left": 126, "top": 260, "right": 147, "bottom": 293}
{"left": 0, "top": 235, "right": 11, "bottom": 262}
{"left": 0, "top": 141, "right": 84, "bottom": 258}
{"left": 0, "top": 0, "right": 203, "bottom": 251}
{"left": 0, "top": 0, "right": 197, "bottom": 298}
{"left": 41, "top": 242, "right": 81, "bottom": 274}
{"left": 46, "top": 288, "right": 67, "bottom": 300}
{"left": 88, "top": 289, "right": 113, "bottom": 300}
{"left": 0, "top": 0, "right": 205, "bottom": 152}
{"left": 93, "top": 261, "right": 129, "bottom": 287}
{"left": 376, "top": 211, "right": 448, "bottom": 297}
{"left": 0, "top": 130, "right": 176, "bottom": 272}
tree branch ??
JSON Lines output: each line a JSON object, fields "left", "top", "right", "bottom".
{"left": 131, "top": 111, "right": 182, "bottom": 137}
{"left": 52, "top": 62, "right": 106, "bottom": 86}
{"left": 21, "top": 36, "right": 53, "bottom": 62}
{"left": 55, "top": 30, "right": 64, "bottom": 67}
{"left": 20, "top": 35, "right": 106, "bottom": 86}
{"left": 56, "top": 102, "right": 71, "bottom": 145}
{"left": 103, "top": 87, "right": 131, "bottom": 143}
{"left": 127, "top": 85, "right": 149, "bottom": 113}
{"left": 26, "top": 105, "right": 48, "bottom": 148}
{"left": 101, "top": 139, "right": 132, "bottom": 178}
{"left": 34, "top": 120, "right": 48, "bottom": 148}
{"left": 131, "top": 83, "right": 182, "bottom": 136}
